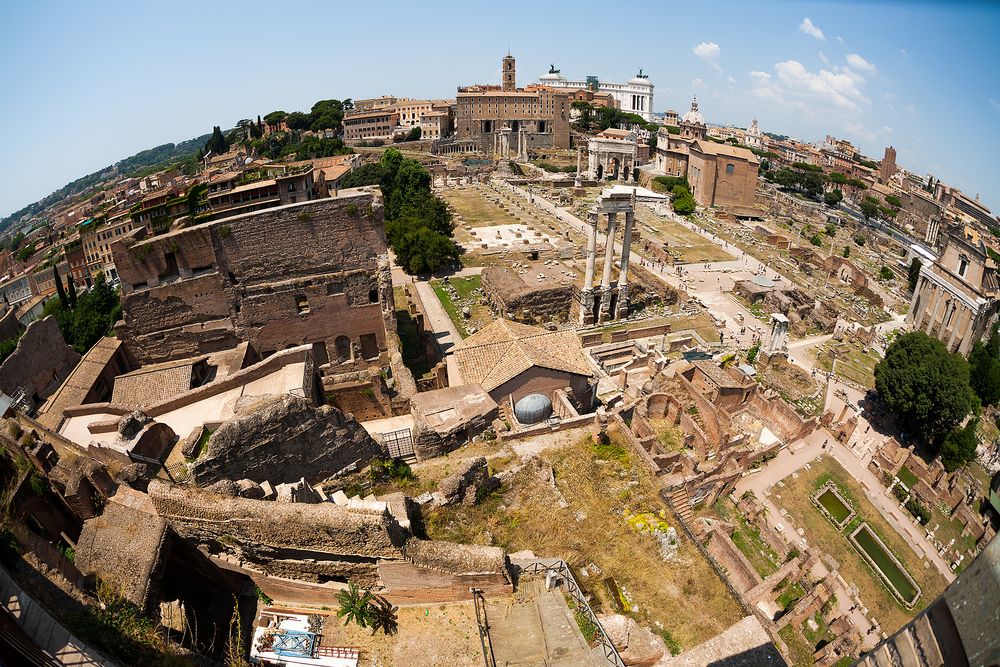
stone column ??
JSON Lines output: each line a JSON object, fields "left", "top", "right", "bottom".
{"left": 615, "top": 209, "right": 635, "bottom": 319}
{"left": 768, "top": 314, "right": 789, "bottom": 353}
{"left": 580, "top": 210, "right": 599, "bottom": 325}
{"left": 923, "top": 285, "right": 943, "bottom": 335}
{"left": 598, "top": 211, "right": 618, "bottom": 322}
{"left": 575, "top": 146, "right": 583, "bottom": 188}
{"left": 947, "top": 304, "right": 969, "bottom": 351}
{"left": 600, "top": 212, "right": 617, "bottom": 290}
{"left": 908, "top": 276, "right": 925, "bottom": 328}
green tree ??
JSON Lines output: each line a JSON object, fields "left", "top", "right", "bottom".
{"left": 829, "top": 172, "right": 848, "bottom": 185}
{"left": 879, "top": 265, "right": 894, "bottom": 281}
{"left": 842, "top": 246, "right": 850, "bottom": 258}
{"left": 405, "top": 126, "right": 422, "bottom": 142}
{"left": 859, "top": 198, "right": 879, "bottom": 222}
{"left": 885, "top": 195, "right": 902, "bottom": 210}
{"left": 263, "top": 111, "right": 287, "bottom": 126}
{"left": 367, "top": 596, "right": 399, "bottom": 636}
{"left": 939, "top": 419, "right": 979, "bottom": 471}
{"left": 67, "top": 274, "right": 77, "bottom": 308}
{"left": 53, "top": 266, "right": 68, "bottom": 309}
{"left": 875, "top": 332, "right": 975, "bottom": 445}
{"left": 309, "top": 99, "right": 345, "bottom": 131}
{"left": 336, "top": 583, "right": 373, "bottom": 629}
{"left": 671, "top": 185, "right": 696, "bottom": 215}
{"left": 907, "top": 258, "right": 922, "bottom": 291}
{"left": 17, "top": 243, "right": 36, "bottom": 262}
{"left": 824, "top": 189, "right": 843, "bottom": 208}
{"left": 968, "top": 327, "right": 1000, "bottom": 407}
{"left": 206, "top": 126, "right": 229, "bottom": 155}
{"left": 285, "top": 112, "right": 311, "bottom": 130}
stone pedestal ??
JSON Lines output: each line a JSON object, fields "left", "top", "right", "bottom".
{"left": 598, "top": 286, "right": 615, "bottom": 323}
{"left": 580, "top": 288, "right": 596, "bottom": 326}
{"left": 614, "top": 283, "right": 629, "bottom": 320}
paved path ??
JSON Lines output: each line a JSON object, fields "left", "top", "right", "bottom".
{"left": 411, "top": 280, "right": 463, "bottom": 381}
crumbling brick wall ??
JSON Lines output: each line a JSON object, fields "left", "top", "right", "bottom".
{"left": 481, "top": 266, "right": 575, "bottom": 323}
{"left": 113, "top": 192, "right": 394, "bottom": 366}
{"left": 0, "top": 317, "right": 80, "bottom": 408}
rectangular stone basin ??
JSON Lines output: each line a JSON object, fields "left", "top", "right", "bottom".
{"left": 851, "top": 524, "right": 919, "bottom": 605}
{"left": 817, "top": 488, "right": 852, "bottom": 525}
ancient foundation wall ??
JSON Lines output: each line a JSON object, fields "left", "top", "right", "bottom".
{"left": 0, "top": 317, "right": 80, "bottom": 407}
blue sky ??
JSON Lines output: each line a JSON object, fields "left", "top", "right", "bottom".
{"left": 1, "top": 0, "right": 998, "bottom": 218}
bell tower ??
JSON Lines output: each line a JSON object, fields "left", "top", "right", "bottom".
{"left": 502, "top": 53, "right": 516, "bottom": 92}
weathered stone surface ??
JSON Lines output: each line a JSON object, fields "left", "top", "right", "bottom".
{"left": 118, "top": 410, "right": 151, "bottom": 439}
{"left": 236, "top": 479, "right": 265, "bottom": 499}
{"left": 147, "top": 479, "right": 406, "bottom": 585}
{"left": 115, "top": 462, "right": 151, "bottom": 490}
{"left": 189, "top": 394, "right": 381, "bottom": 486}
{"left": 437, "top": 457, "right": 499, "bottom": 506}
{"left": 205, "top": 479, "right": 239, "bottom": 496}
{"left": 600, "top": 614, "right": 668, "bottom": 667}
{"left": 0, "top": 316, "right": 80, "bottom": 410}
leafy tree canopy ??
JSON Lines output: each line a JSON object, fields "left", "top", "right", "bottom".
{"left": 874, "top": 331, "right": 974, "bottom": 445}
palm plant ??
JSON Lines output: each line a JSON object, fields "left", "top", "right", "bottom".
{"left": 335, "top": 583, "right": 373, "bottom": 629}
{"left": 367, "top": 595, "right": 399, "bottom": 636}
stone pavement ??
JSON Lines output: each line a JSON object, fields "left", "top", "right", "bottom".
{"left": 411, "top": 280, "right": 462, "bottom": 381}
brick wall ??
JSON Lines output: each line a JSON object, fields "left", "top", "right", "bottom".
{"left": 113, "top": 192, "right": 394, "bottom": 366}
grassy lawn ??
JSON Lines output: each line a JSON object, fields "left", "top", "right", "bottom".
{"left": 815, "top": 340, "right": 880, "bottom": 389}
{"left": 423, "top": 431, "right": 742, "bottom": 650}
{"left": 633, "top": 206, "right": 735, "bottom": 264}
{"left": 429, "top": 276, "right": 490, "bottom": 338}
{"left": 716, "top": 498, "right": 782, "bottom": 578}
{"left": 665, "top": 312, "right": 721, "bottom": 343}
{"left": 773, "top": 456, "right": 948, "bottom": 633}
{"left": 895, "top": 466, "right": 918, "bottom": 489}
{"left": 778, "top": 624, "right": 816, "bottom": 667}
{"left": 441, "top": 187, "right": 523, "bottom": 227}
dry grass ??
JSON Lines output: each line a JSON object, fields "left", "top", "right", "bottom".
{"left": 633, "top": 206, "right": 734, "bottom": 264}
{"left": 773, "top": 456, "right": 948, "bottom": 632}
{"left": 666, "top": 312, "right": 722, "bottom": 343}
{"left": 441, "top": 188, "right": 523, "bottom": 228}
{"left": 326, "top": 603, "right": 484, "bottom": 667}
{"left": 423, "top": 431, "right": 742, "bottom": 650}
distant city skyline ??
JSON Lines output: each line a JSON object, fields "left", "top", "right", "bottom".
{"left": 1, "top": 0, "right": 998, "bottom": 219}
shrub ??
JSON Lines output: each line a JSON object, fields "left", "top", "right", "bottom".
{"left": 905, "top": 498, "right": 931, "bottom": 525}
{"left": 809, "top": 234, "right": 823, "bottom": 247}
{"left": 368, "top": 456, "right": 413, "bottom": 483}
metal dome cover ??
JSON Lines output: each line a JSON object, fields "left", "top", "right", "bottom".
{"left": 514, "top": 393, "right": 553, "bottom": 425}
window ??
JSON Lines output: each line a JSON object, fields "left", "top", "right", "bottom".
{"left": 294, "top": 294, "right": 310, "bottom": 314}
{"left": 958, "top": 257, "right": 969, "bottom": 278}
{"left": 725, "top": 163, "right": 735, "bottom": 175}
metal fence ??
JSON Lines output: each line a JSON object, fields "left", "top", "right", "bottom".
{"left": 470, "top": 588, "right": 497, "bottom": 667}
{"left": 379, "top": 428, "right": 415, "bottom": 461}
{"left": 515, "top": 559, "right": 626, "bottom": 667}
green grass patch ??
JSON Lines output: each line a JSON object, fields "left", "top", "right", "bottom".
{"left": 895, "top": 466, "right": 918, "bottom": 490}
{"left": 776, "top": 581, "right": 805, "bottom": 611}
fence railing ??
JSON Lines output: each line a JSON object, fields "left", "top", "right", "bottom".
{"left": 514, "top": 559, "right": 626, "bottom": 667}
{"left": 470, "top": 588, "right": 497, "bottom": 667}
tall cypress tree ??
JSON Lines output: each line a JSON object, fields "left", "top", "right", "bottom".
{"left": 67, "top": 274, "right": 77, "bottom": 308}
{"left": 53, "top": 266, "right": 67, "bottom": 309}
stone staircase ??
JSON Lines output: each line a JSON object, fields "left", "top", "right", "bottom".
{"left": 669, "top": 487, "right": 704, "bottom": 538}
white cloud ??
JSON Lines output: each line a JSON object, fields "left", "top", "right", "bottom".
{"left": 727, "top": 76, "right": 736, "bottom": 83}
{"left": 846, "top": 53, "right": 876, "bottom": 74}
{"left": 899, "top": 48, "right": 909, "bottom": 58}
{"left": 693, "top": 42, "right": 723, "bottom": 73}
{"left": 991, "top": 98, "right": 1000, "bottom": 111}
{"left": 835, "top": 36, "right": 844, "bottom": 44}
{"left": 818, "top": 51, "right": 830, "bottom": 65}
{"left": 799, "top": 17, "right": 825, "bottom": 40}
{"left": 773, "top": 60, "right": 869, "bottom": 110}
{"left": 691, "top": 78, "right": 709, "bottom": 91}
{"left": 881, "top": 125, "right": 893, "bottom": 136}
{"left": 749, "top": 70, "right": 783, "bottom": 102}
{"left": 904, "top": 104, "right": 917, "bottom": 114}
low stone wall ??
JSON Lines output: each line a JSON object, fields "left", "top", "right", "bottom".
{"left": 0, "top": 316, "right": 80, "bottom": 409}
{"left": 706, "top": 528, "right": 762, "bottom": 595}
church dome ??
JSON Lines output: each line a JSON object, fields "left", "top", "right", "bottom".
{"left": 682, "top": 97, "right": 705, "bottom": 125}
{"left": 514, "top": 393, "right": 553, "bottom": 425}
